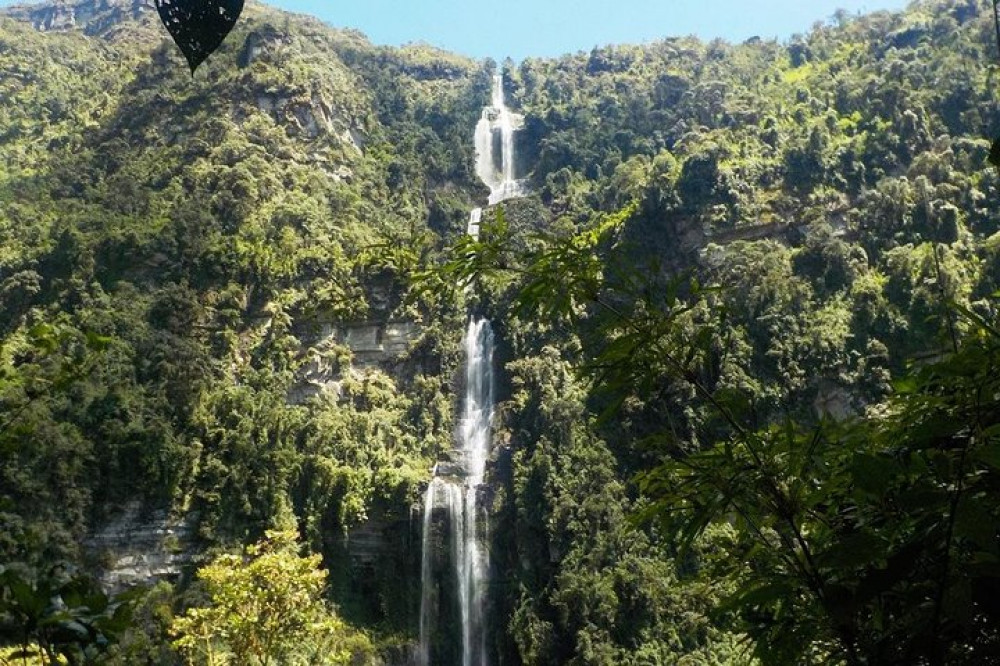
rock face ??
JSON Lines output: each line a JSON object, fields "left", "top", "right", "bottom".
{"left": 252, "top": 89, "right": 351, "bottom": 141}
{"left": 288, "top": 321, "right": 420, "bottom": 404}
{"left": 416, "top": 502, "right": 462, "bottom": 666}
{"left": 813, "top": 382, "right": 857, "bottom": 421}
{"left": 235, "top": 26, "right": 370, "bottom": 146}
{"left": 84, "top": 501, "right": 197, "bottom": 593}
{"left": 324, "top": 510, "right": 425, "bottom": 656}
{"left": 4, "top": 0, "right": 151, "bottom": 35}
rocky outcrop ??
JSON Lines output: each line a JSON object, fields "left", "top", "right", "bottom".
{"left": 288, "top": 321, "right": 420, "bottom": 404}
{"left": 4, "top": 0, "right": 151, "bottom": 35}
{"left": 238, "top": 24, "right": 292, "bottom": 68}
{"left": 813, "top": 382, "right": 857, "bottom": 421}
{"left": 324, "top": 510, "right": 424, "bottom": 659}
{"left": 239, "top": 27, "right": 369, "bottom": 146}
{"left": 251, "top": 89, "right": 366, "bottom": 143}
{"left": 84, "top": 501, "right": 197, "bottom": 593}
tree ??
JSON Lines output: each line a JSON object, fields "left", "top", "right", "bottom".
{"left": 171, "top": 530, "right": 373, "bottom": 666}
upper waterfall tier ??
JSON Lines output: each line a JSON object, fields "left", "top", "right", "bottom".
{"left": 475, "top": 74, "right": 528, "bottom": 205}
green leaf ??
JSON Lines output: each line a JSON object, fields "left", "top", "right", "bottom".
{"left": 975, "top": 437, "right": 1000, "bottom": 470}
{"left": 8, "top": 576, "right": 45, "bottom": 618}
{"left": 950, "top": 302, "right": 1000, "bottom": 340}
{"left": 723, "top": 581, "right": 795, "bottom": 612}
{"left": 816, "top": 531, "right": 886, "bottom": 569}
{"left": 954, "top": 501, "right": 998, "bottom": 550}
{"left": 851, "top": 453, "right": 896, "bottom": 494}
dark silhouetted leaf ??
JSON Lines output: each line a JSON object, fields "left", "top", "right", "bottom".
{"left": 976, "top": 435, "right": 1000, "bottom": 470}
{"left": 721, "top": 581, "right": 795, "bottom": 613}
{"left": 816, "top": 530, "right": 886, "bottom": 569}
{"left": 955, "top": 501, "right": 998, "bottom": 551}
{"left": 990, "top": 135, "right": 1000, "bottom": 170}
{"left": 155, "top": 0, "right": 244, "bottom": 73}
{"left": 851, "top": 452, "right": 896, "bottom": 495}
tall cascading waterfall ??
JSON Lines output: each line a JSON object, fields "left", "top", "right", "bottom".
{"left": 419, "top": 72, "right": 525, "bottom": 666}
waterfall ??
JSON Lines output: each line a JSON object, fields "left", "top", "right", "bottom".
{"left": 458, "top": 319, "right": 493, "bottom": 666}
{"left": 467, "top": 207, "right": 482, "bottom": 239}
{"left": 475, "top": 74, "right": 527, "bottom": 206}
{"left": 419, "top": 70, "right": 523, "bottom": 666}
{"left": 417, "top": 479, "right": 438, "bottom": 666}
{"left": 418, "top": 321, "right": 494, "bottom": 666}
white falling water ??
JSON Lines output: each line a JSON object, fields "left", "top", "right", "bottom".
{"left": 418, "top": 478, "right": 439, "bottom": 666}
{"left": 419, "top": 71, "right": 523, "bottom": 666}
{"left": 475, "top": 74, "right": 527, "bottom": 205}
{"left": 418, "top": 321, "right": 494, "bottom": 666}
{"left": 467, "top": 207, "right": 483, "bottom": 239}
{"left": 458, "top": 319, "right": 493, "bottom": 666}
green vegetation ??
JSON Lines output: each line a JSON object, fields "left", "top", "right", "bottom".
{"left": 171, "top": 530, "right": 373, "bottom": 665}
{"left": 447, "top": 207, "right": 999, "bottom": 663}
{"left": 1, "top": 0, "right": 1000, "bottom": 663}
{"left": 445, "top": 0, "right": 1000, "bottom": 661}
{"left": 0, "top": 564, "right": 135, "bottom": 664}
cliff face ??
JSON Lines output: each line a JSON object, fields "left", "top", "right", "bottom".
{"left": 4, "top": 0, "right": 152, "bottom": 35}
{"left": 83, "top": 501, "right": 197, "bottom": 593}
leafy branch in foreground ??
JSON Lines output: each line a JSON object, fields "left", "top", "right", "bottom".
{"left": 641, "top": 319, "right": 1000, "bottom": 665}
{"left": 0, "top": 564, "right": 137, "bottom": 664}
{"left": 155, "top": 0, "right": 244, "bottom": 74}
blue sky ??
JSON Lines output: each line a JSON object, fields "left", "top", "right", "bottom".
{"left": 2, "top": 0, "right": 913, "bottom": 60}
{"left": 260, "top": 0, "right": 911, "bottom": 59}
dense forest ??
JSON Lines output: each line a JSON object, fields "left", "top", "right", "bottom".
{"left": 0, "top": 0, "right": 999, "bottom": 663}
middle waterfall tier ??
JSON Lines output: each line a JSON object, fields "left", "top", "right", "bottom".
{"left": 467, "top": 207, "right": 482, "bottom": 239}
